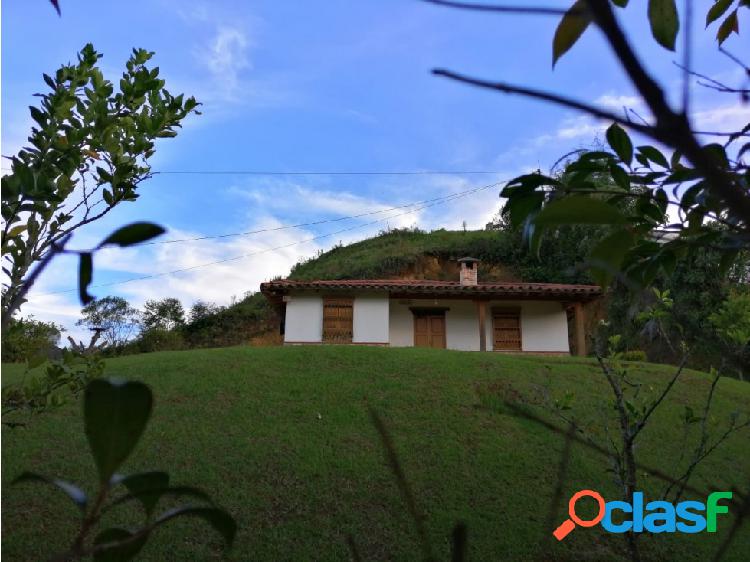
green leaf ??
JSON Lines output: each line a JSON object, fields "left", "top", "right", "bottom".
{"left": 152, "top": 506, "right": 236, "bottom": 547}
{"left": 605, "top": 123, "right": 633, "bottom": 166}
{"left": 505, "top": 192, "right": 545, "bottom": 228}
{"left": 637, "top": 145, "right": 670, "bottom": 168}
{"left": 117, "top": 472, "right": 169, "bottom": 517}
{"left": 552, "top": 1, "right": 591, "bottom": 67}
{"left": 29, "top": 106, "right": 46, "bottom": 127}
{"left": 84, "top": 379, "right": 153, "bottom": 484}
{"left": 648, "top": 0, "right": 680, "bottom": 50}
{"left": 502, "top": 173, "right": 559, "bottom": 195}
{"left": 534, "top": 196, "right": 627, "bottom": 226}
{"left": 609, "top": 164, "right": 631, "bottom": 191}
{"left": 93, "top": 528, "right": 147, "bottom": 562}
{"left": 13, "top": 472, "right": 87, "bottom": 512}
{"left": 706, "top": 0, "right": 735, "bottom": 26}
{"left": 110, "top": 484, "right": 212, "bottom": 517}
{"left": 523, "top": 213, "right": 544, "bottom": 257}
{"left": 588, "top": 229, "right": 636, "bottom": 287}
{"left": 79, "top": 252, "right": 94, "bottom": 305}
{"left": 26, "top": 352, "right": 47, "bottom": 369}
{"left": 97, "top": 222, "right": 165, "bottom": 249}
{"left": 717, "top": 10, "right": 739, "bottom": 43}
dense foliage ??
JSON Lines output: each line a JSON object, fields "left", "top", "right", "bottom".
{"left": 1, "top": 316, "right": 62, "bottom": 363}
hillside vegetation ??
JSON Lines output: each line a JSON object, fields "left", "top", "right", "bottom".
{"left": 288, "top": 227, "right": 593, "bottom": 283}
{"left": 2, "top": 346, "right": 749, "bottom": 561}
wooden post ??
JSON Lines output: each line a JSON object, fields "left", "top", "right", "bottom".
{"left": 477, "top": 300, "right": 487, "bottom": 352}
{"left": 574, "top": 302, "right": 586, "bottom": 357}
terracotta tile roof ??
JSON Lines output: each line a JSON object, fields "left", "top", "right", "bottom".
{"left": 260, "top": 279, "right": 602, "bottom": 301}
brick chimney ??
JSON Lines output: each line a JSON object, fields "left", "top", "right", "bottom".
{"left": 458, "top": 257, "right": 480, "bottom": 286}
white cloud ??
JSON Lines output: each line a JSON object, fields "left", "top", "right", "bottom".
{"left": 195, "top": 25, "right": 252, "bottom": 99}
{"left": 691, "top": 102, "right": 750, "bottom": 136}
{"left": 595, "top": 94, "right": 643, "bottom": 113}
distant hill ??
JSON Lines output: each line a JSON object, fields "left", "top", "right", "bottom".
{"left": 287, "top": 227, "right": 594, "bottom": 284}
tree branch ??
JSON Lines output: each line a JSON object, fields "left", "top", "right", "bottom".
{"left": 422, "top": 0, "right": 568, "bottom": 15}
{"left": 584, "top": 0, "right": 750, "bottom": 227}
{"left": 432, "top": 68, "right": 656, "bottom": 137}
{"left": 1, "top": 233, "right": 72, "bottom": 331}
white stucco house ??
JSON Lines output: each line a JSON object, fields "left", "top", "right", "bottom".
{"left": 260, "top": 258, "right": 601, "bottom": 355}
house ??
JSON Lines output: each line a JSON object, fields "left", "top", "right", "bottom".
{"left": 260, "top": 258, "right": 602, "bottom": 355}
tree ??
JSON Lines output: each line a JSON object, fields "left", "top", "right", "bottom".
{"left": 1, "top": 44, "right": 199, "bottom": 324}
{"left": 142, "top": 297, "right": 185, "bottom": 331}
{"left": 1, "top": 316, "right": 62, "bottom": 363}
{"left": 77, "top": 296, "right": 140, "bottom": 348}
{"left": 188, "top": 300, "right": 220, "bottom": 323}
{"left": 709, "top": 290, "right": 750, "bottom": 379}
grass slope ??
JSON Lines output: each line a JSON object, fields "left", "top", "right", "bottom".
{"left": 289, "top": 229, "right": 508, "bottom": 281}
{"left": 2, "top": 347, "right": 749, "bottom": 561}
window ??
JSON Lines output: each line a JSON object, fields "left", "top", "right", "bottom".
{"left": 323, "top": 298, "right": 353, "bottom": 343}
{"left": 493, "top": 308, "right": 521, "bottom": 351}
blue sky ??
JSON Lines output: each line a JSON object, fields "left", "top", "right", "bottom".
{"left": 2, "top": 0, "right": 747, "bottom": 341}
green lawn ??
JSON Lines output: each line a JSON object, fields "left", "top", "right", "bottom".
{"left": 2, "top": 346, "right": 749, "bottom": 561}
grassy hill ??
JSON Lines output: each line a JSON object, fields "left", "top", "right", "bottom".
{"left": 288, "top": 228, "right": 519, "bottom": 281}
{"left": 287, "top": 227, "right": 596, "bottom": 284}
{"left": 3, "top": 347, "right": 749, "bottom": 561}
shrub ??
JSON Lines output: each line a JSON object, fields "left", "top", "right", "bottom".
{"left": 1, "top": 317, "right": 62, "bottom": 363}
{"left": 137, "top": 328, "right": 185, "bottom": 353}
{"left": 249, "top": 332, "right": 283, "bottom": 347}
{"left": 621, "top": 350, "right": 647, "bottom": 362}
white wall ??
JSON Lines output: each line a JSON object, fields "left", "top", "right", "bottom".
{"left": 390, "top": 299, "right": 480, "bottom": 351}
{"left": 286, "top": 294, "right": 570, "bottom": 352}
{"left": 389, "top": 300, "right": 414, "bottom": 347}
{"left": 446, "top": 300, "right": 480, "bottom": 351}
{"left": 284, "top": 295, "right": 323, "bottom": 343}
{"left": 353, "top": 295, "right": 389, "bottom": 343}
{"left": 484, "top": 300, "right": 569, "bottom": 353}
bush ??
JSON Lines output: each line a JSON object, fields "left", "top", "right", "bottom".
{"left": 621, "top": 350, "right": 647, "bottom": 362}
{"left": 249, "top": 332, "right": 283, "bottom": 347}
{"left": 136, "top": 328, "right": 185, "bottom": 353}
{"left": 1, "top": 317, "right": 62, "bottom": 363}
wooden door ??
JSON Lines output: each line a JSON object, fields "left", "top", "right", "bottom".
{"left": 493, "top": 311, "right": 521, "bottom": 351}
{"left": 414, "top": 314, "right": 446, "bottom": 349}
{"left": 323, "top": 298, "right": 353, "bottom": 343}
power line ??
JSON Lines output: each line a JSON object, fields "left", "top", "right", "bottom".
{"left": 139, "top": 182, "right": 503, "bottom": 246}
{"left": 32, "top": 181, "right": 502, "bottom": 298}
{"left": 2, "top": 167, "right": 506, "bottom": 175}
{"left": 154, "top": 170, "right": 505, "bottom": 176}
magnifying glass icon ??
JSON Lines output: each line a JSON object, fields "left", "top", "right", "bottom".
{"left": 553, "top": 489, "right": 606, "bottom": 541}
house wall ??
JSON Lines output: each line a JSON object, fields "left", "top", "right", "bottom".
{"left": 390, "top": 298, "right": 569, "bottom": 353}
{"left": 284, "top": 293, "right": 389, "bottom": 344}
{"left": 390, "top": 299, "right": 480, "bottom": 351}
{"left": 446, "top": 300, "right": 481, "bottom": 351}
{"left": 389, "top": 300, "right": 414, "bottom": 347}
{"left": 284, "top": 293, "right": 570, "bottom": 352}
{"left": 284, "top": 295, "right": 323, "bottom": 343}
{"left": 483, "top": 300, "right": 569, "bottom": 353}
{"left": 353, "top": 295, "right": 389, "bottom": 343}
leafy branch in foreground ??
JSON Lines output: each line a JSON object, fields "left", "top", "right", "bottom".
{"left": 2, "top": 336, "right": 104, "bottom": 426}
{"left": 13, "top": 378, "right": 236, "bottom": 561}
{"left": 429, "top": 0, "right": 750, "bottom": 290}
{"left": 500, "top": 124, "right": 747, "bottom": 289}
{"left": 1, "top": 43, "right": 199, "bottom": 325}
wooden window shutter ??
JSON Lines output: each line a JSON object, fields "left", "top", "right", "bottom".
{"left": 323, "top": 298, "right": 353, "bottom": 343}
{"left": 492, "top": 308, "right": 521, "bottom": 351}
